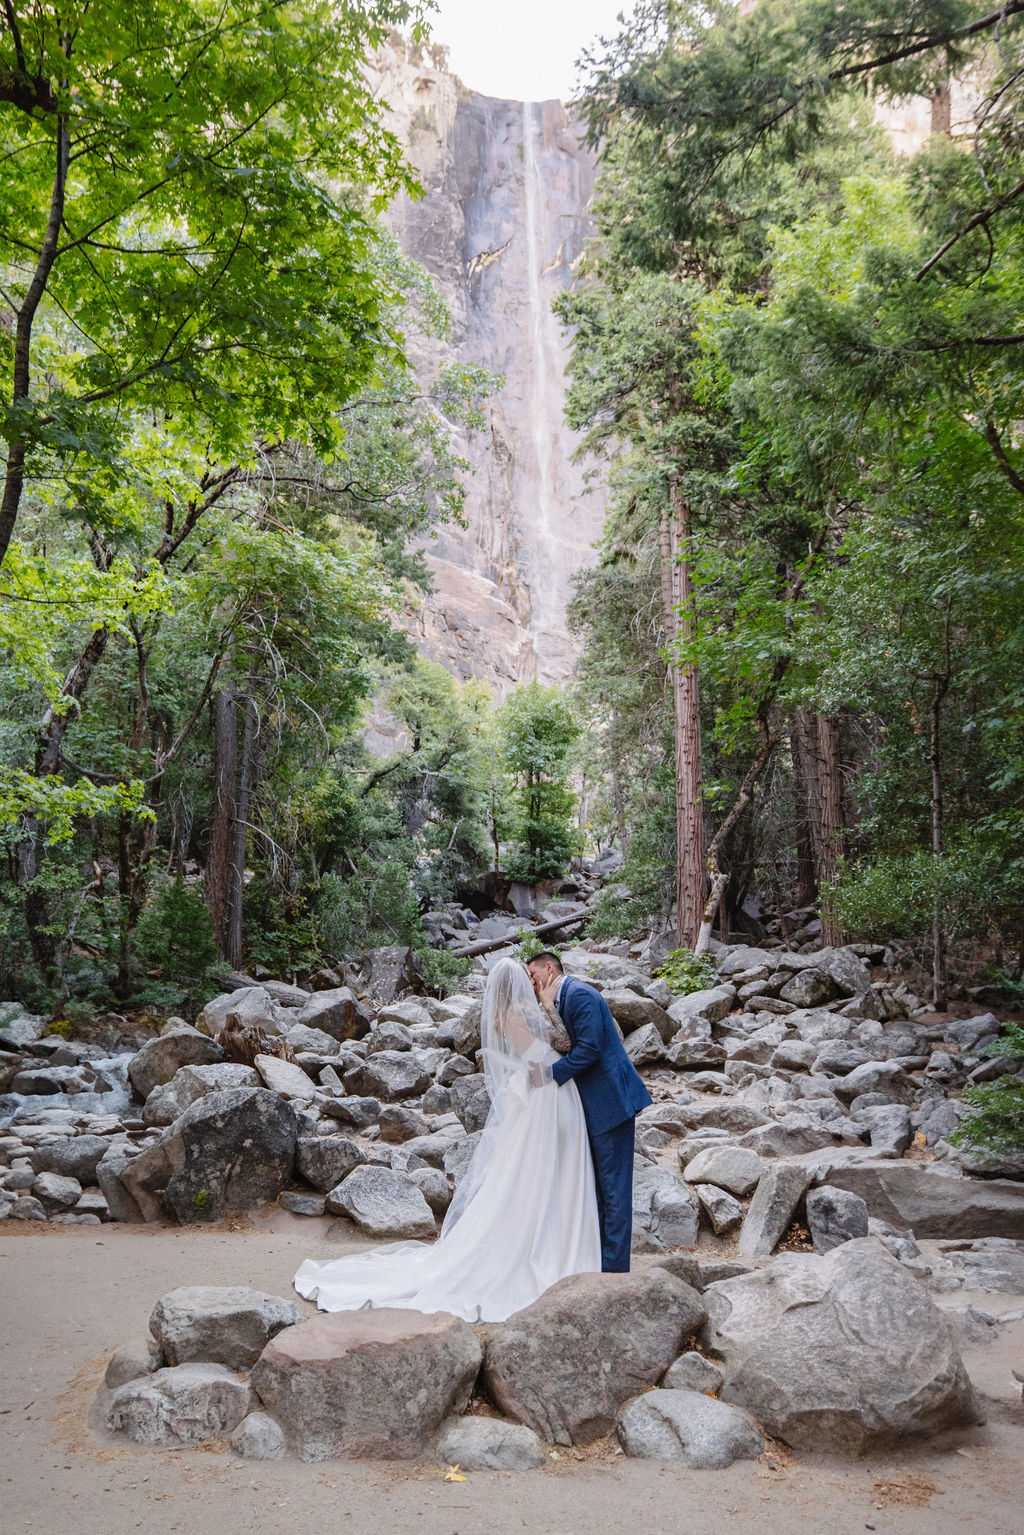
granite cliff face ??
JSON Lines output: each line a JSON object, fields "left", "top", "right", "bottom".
{"left": 369, "top": 42, "right": 606, "bottom": 691}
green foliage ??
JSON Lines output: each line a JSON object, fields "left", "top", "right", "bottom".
{"left": 498, "top": 684, "right": 580, "bottom": 881}
{"left": 951, "top": 1024, "right": 1024, "bottom": 1157}
{"left": 42, "top": 1019, "right": 73, "bottom": 1039}
{"left": 414, "top": 948, "right": 472, "bottom": 996}
{"left": 515, "top": 932, "right": 552, "bottom": 964}
{"left": 132, "top": 877, "right": 225, "bottom": 1014}
{"left": 829, "top": 843, "right": 1024, "bottom": 945}
{"left": 652, "top": 948, "right": 719, "bottom": 996}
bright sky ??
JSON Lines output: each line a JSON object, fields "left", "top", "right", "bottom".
{"left": 430, "top": 0, "right": 631, "bottom": 103}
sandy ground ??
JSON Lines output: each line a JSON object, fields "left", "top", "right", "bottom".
{"left": 2, "top": 1216, "right": 1023, "bottom": 1535}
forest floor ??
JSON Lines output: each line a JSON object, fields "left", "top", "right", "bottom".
{"left": 3, "top": 1215, "right": 1023, "bottom": 1535}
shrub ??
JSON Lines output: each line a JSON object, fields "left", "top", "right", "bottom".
{"left": 950, "top": 1023, "right": 1024, "bottom": 1158}
{"left": 652, "top": 948, "right": 718, "bottom": 995}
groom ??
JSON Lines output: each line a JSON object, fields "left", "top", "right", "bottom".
{"left": 526, "top": 950, "right": 652, "bottom": 1272}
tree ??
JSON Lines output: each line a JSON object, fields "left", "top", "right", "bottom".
{"left": 497, "top": 683, "right": 579, "bottom": 882}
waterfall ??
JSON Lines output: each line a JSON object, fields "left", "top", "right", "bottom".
{"left": 521, "top": 100, "right": 565, "bottom": 641}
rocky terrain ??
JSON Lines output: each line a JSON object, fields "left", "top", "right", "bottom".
{"left": 3, "top": 916, "right": 1023, "bottom": 1471}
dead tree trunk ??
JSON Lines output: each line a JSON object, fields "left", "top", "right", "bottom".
{"left": 790, "top": 711, "right": 819, "bottom": 907}
{"left": 226, "top": 680, "right": 258, "bottom": 969}
{"left": 659, "top": 487, "right": 704, "bottom": 949}
{"left": 815, "top": 713, "right": 845, "bottom": 944}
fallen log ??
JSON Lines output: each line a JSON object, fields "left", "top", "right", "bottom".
{"left": 446, "top": 907, "right": 592, "bottom": 960}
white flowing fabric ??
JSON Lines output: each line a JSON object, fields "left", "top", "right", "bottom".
{"left": 293, "top": 958, "right": 601, "bottom": 1323}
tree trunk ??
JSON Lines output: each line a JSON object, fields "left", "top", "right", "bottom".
{"left": 226, "top": 681, "right": 258, "bottom": 968}
{"left": 929, "top": 675, "right": 950, "bottom": 1009}
{"left": 206, "top": 684, "right": 237, "bottom": 956}
{"left": 815, "top": 713, "right": 845, "bottom": 945}
{"left": 659, "top": 487, "right": 704, "bottom": 949}
{"left": 790, "top": 711, "right": 819, "bottom": 906}
{"left": 611, "top": 766, "right": 629, "bottom": 859}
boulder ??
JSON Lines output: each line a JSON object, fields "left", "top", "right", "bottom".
{"left": 96, "top": 1148, "right": 145, "bottom": 1223}
{"left": 261, "top": 980, "right": 310, "bottom": 1008}
{"left": 618, "top": 1389, "right": 764, "bottom": 1468}
{"left": 346, "top": 1051, "right": 430, "bottom": 1102}
{"left": 284, "top": 1024, "right": 341, "bottom": 1055}
{"left": 366, "top": 945, "right": 415, "bottom": 1007}
{"left": 779, "top": 969, "right": 837, "bottom": 1009}
{"left": 295, "top": 1135, "right": 366, "bottom": 1192}
{"left": 702, "top": 1238, "right": 981, "bottom": 1452}
{"left": 717, "top": 946, "right": 777, "bottom": 976}
{"left": 481, "top": 1269, "right": 706, "bottom": 1445}
{"left": 250, "top": 1308, "right": 481, "bottom": 1460}
{"left": 32, "top": 1171, "right": 82, "bottom": 1209}
{"left": 198, "top": 985, "right": 289, "bottom": 1039}
{"left": 435, "top": 1003, "right": 482, "bottom": 1059}
{"left": 449, "top": 1073, "right": 492, "bottom": 1134}
{"left": 443, "top": 1130, "right": 481, "bottom": 1187}
{"left": 667, "top": 985, "right": 737, "bottom": 1031}
{"left": 28, "top": 1133, "right": 110, "bottom": 1183}
{"left": 683, "top": 1102, "right": 770, "bottom": 1135}
{"left": 820, "top": 948, "right": 872, "bottom": 997}
{"left": 106, "top": 1362, "right": 254, "bottom": 1448}
{"left": 279, "top": 1190, "right": 326, "bottom": 1216}
{"left": 625, "top": 1023, "right": 667, "bottom": 1067}
{"left": 294, "top": 987, "right": 372, "bottom": 1042}
{"left": 663, "top": 1350, "right": 724, "bottom": 1394}
{"left": 253, "top": 1053, "right": 316, "bottom": 1102}
{"left": 435, "top": 1415, "right": 544, "bottom": 1471}
{"left": 9, "top": 1194, "right": 47, "bottom": 1219}
{"left": 682, "top": 1145, "right": 762, "bottom": 1198}
{"left": 325, "top": 1164, "right": 436, "bottom": 1239}
{"left": 853, "top": 1104, "right": 913, "bottom": 1157}
{"left": 119, "top": 1088, "right": 299, "bottom": 1223}
{"left": 0, "top": 1009, "right": 46, "bottom": 1049}
{"left": 142, "top": 1062, "right": 261, "bottom": 1126}
{"left": 633, "top": 1164, "right": 700, "bottom": 1251}
{"left": 692, "top": 1183, "right": 743, "bottom": 1235}
{"left": 818, "top": 1160, "right": 1024, "bottom": 1239}
{"left": 833, "top": 1060, "right": 917, "bottom": 1104}
{"left": 365, "top": 1020, "right": 415, "bottom": 1055}
{"left": 666, "top": 1037, "right": 727, "bottom": 1069}
{"left": 407, "top": 1166, "right": 453, "bottom": 1215}
{"left": 230, "top": 1411, "right": 286, "bottom": 1460}
{"left": 805, "top": 1185, "right": 869, "bottom": 1254}
{"left": 736, "top": 1162, "right": 815, "bottom": 1257}
{"left": 378, "top": 1105, "right": 431, "bottom": 1143}
{"left": 104, "top": 1336, "right": 163, "bottom": 1390}
{"left": 319, "top": 1094, "right": 381, "bottom": 1129}
{"left": 11, "top": 1063, "right": 96, "bottom": 1095}
{"left": 128, "top": 1026, "right": 224, "bottom": 1101}
{"left": 603, "top": 991, "right": 675, "bottom": 1041}
{"left": 149, "top": 1286, "right": 304, "bottom": 1370}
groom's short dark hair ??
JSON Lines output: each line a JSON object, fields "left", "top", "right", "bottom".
{"left": 528, "top": 950, "right": 563, "bottom": 972}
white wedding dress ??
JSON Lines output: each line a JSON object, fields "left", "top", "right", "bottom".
{"left": 293, "top": 958, "right": 601, "bottom": 1323}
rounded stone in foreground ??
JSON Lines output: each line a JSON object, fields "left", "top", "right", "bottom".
{"left": 150, "top": 1285, "right": 305, "bottom": 1370}
{"left": 436, "top": 1415, "right": 544, "bottom": 1471}
{"left": 230, "top": 1410, "right": 287, "bottom": 1460}
{"left": 105, "top": 1335, "right": 163, "bottom": 1390}
{"left": 663, "top": 1350, "right": 724, "bottom": 1394}
{"left": 618, "top": 1388, "right": 764, "bottom": 1468}
{"left": 250, "top": 1307, "right": 482, "bottom": 1461}
{"left": 106, "top": 1362, "right": 254, "bottom": 1448}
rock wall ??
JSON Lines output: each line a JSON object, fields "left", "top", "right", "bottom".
{"left": 368, "top": 41, "right": 607, "bottom": 692}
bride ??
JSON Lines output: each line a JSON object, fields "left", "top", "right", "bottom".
{"left": 293, "top": 957, "right": 601, "bottom": 1322}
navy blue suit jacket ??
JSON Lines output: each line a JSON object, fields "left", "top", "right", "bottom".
{"left": 549, "top": 975, "right": 653, "bottom": 1135}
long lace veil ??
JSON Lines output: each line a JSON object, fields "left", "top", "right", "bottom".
{"left": 442, "top": 956, "right": 559, "bottom": 1233}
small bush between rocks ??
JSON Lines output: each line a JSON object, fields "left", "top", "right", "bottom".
{"left": 950, "top": 1022, "right": 1024, "bottom": 1157}
{"left": 652, "top": 948, "right": 718, "bottom": 996}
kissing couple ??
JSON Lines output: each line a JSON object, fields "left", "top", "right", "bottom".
{"left": 293, "top": 951, "right": 652, "bottom": 1323}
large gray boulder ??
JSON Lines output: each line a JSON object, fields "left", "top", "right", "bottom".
{"left": 295, "top": 1135, "right": 366, "bottom": 1192}
{"left": 435, "top": 1415, "right": 544, "bottom": 1471}
{"left": 603, "top": 990, "right": 675, "bottom": 1041}
{"left": 128, "top": 1026, "right": 224, "bottom": 1101}
{"left": 294, "top": 986, "right": 372, "bottom": 1042}
{"left": 96, "top": 1148, "right": 145, "bottom": 1223}
{"left": 366, "top": 944, "right": 415, "bottom": 1006}
{"left": 346, "top": 1050, "right": 431, "bottom": 1102}
{"left": 667, "top": 985, "right": 736, "bottom": 1032}
{"left": 449, "top": 1072, "right": 492, "bottom": 1133}
{"left": 618, "top": 1389, "right": 764, "bottom": 1468}
{"left": 149, "top": 1286, "right": 304, "bottom": 1369}
{"left": 818, "top": 1159, "right": 1024, "bottom": 1238}
{"left": 779, "top": 969, "right": 836, "bottom": 1009}
{"left": 481, "top": 1269, "right": 706, "bottom": 1445}
{"left": 106, "top": 1362, "right": 254, "bottom": 1448}
{"left": 253, "top": 1053, "right": 316, "bottom": 1102}
{"left": 119, "top": 1088, "right": 299, "bottom": 1223}
{"left": 435, "top": 1002, "right": 482, "bottom": 1058}
{"left": 805, "top": 1184, "right": 869, "bottom": 1254}
{"left": 198, "top": 985, "right": 289, "bottom": 1039}
{"left": 625, "top": 1023, "right": 667, "bottom": 1067}
{"left": 325, "top": 1164, "right": 436, "bottom": 1239}
{"left": 28, "top": 1133, "right": 111, "bottom": 1183}
{"left": 251, "top": 1308, "right": 481, "bottom": 1460}
{"left": 142, "top": 1062, "right": 260, "bottom": 1126}
{"left": 702, "top": 1238, "right": 981, "bottom": 1452}
{"left": 682, "top": 1145, "right": 762, "bottom": 1198}
{"left": 230, "top": 1411, "right": 287, "bottom": 1460}
{"left": 633, "top": 1164, "right": 700, "bottom": 1251}
{"left": 736, "top": 1162, "right": 815, "bottom": 1257}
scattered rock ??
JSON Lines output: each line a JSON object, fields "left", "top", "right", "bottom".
{"left": 682, "top": 1145, "right": 762, "bottom": 1198}
{"left": 27, "top": 1134, "right": 111, "bottom": 1183}
{"left": 435, "top": 1415, "right": 544, "bottom": 1471}
{"left": 128, "top": 1027, "right": 224, "bottom": 1100}
{"left": 142, "top": 1063, "right": 261, "bottom": 1126}
{"left": 378, "top": 1105, "right": 431, "bottom": 1143}
{"left": 198, "top": 985, "right": 289, "bottom": 1039}
{"left": 737, "top": 1162, "right": 815, "bottom": 1257}
{"left": 366, "top": 945, "right": 415, "bottom": 1007}
{"left": 279, "top": 1190, "right": 326, "bottom": 1216}
{"left": 820, "top": 1160, "right": 1024, "bottom": 1239}
{"left": 702, "top": 1237, "right": 981, "bottom": 1452}
{"left": 319, "top": 1095, "right": 382, "bottom": 1129}
{"left": 346, "top": 1051, "right": 431, "bottom": 1102}
{"left": 31, "top": 1171, "right": 82, "bottom": 1209}
{"left": 667, "top": 985, "right": 737, "bottom": 1031}
{"left": 10, "top": 1194, "right": 47, "bottom": 1220}
{"left": 230, "top": 1411, "right": 287, "bottom": 1460}
{"left": 603, "top": 991, "right": 675, "bottom": 1041}
{"left": 482, "top": 1269, "right": 706, "bottom": 1445}
{"left": 295, "top": 1135, "right": 366, "bottom": 1192}
{"left": 692, "top": 1183, "right": 743, "bottom": 1235}
{"left": 633, "top": 1164, "right": 700, "bottom": 1251}
{"left": 294, "top": 987, "right": 372, "bottom": 1042}
{"left": 149, "top": 1286, "right": 305, "bottom": 1370}
{"left": 618, "top": 1388, "right": 764, "bottom": 1468}
{"left": 104, "top": 1336, "right": 164, "bottom": 1390}
{"left": 805, "top": 1185, "right": 870, "bottom": 1254}
{"left": 663, "top": 1351, "right": 724, "bottom": 1394}
{"left": 253, "top": 1053, "right": 316, "bottom": 1101}
{"left": 449, "top": 1073, "right": 492, "bottom": 1133}
{"left": 106, "top": 1362, "right": 254, "bottom": 1448}
{"left": 250, "top": 1308, "right": 481, "bottom": 1461}
{"left": 324, "top": 1165, "right": 436, "bottom": 1239}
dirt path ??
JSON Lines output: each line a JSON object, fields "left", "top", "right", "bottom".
{"left": 2, "top": 1221, "right": 1023, "bottom": 1535}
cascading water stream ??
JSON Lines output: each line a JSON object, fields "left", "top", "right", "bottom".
{"left": 521, "top": 100, "right": 565, "bottom": 641}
